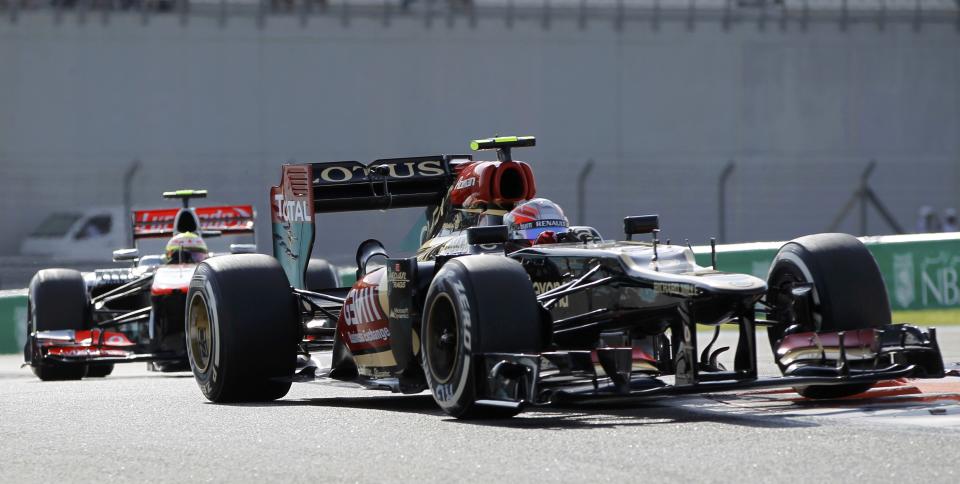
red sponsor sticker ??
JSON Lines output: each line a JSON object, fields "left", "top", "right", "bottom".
{"left": 337, "top": 275, "right": 391, "bottom": 352}
{"left": 133, "top": 205, "right": 255, "bottom": 238}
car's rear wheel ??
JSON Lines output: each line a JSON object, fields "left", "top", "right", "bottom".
{"left": 27, "top": 269, "right": 90, "bottom": 381}
{"left": 421, "top": 255, "right": 542, "bottom": 419}
{"left": 186, "top": 254, "right": 299, "bottom": 402}
{"left": 305, "top": 258, "right": 340, "bottom": 291}
{"left": 767, "top": 233, "right": 890, "bottom": 399}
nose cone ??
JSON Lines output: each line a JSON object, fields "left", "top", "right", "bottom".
{"left": 697, "top": 272, "right": 767, "bottom": 295}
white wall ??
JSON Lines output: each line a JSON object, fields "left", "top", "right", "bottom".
{"left": 1, "top": 10, "right": 958, "bottom": 265}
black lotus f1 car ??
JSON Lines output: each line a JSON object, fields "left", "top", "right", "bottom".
{"left": 24, "top": 190, "right": 257, "bottom": 380}
{"left": 185, "top": 137, "right": 945, "bottom": 418}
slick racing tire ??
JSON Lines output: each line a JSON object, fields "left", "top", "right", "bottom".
{"left": 305, "top": 258, "right": 340, "bottom": 291}
{"left": 86, "top": 364, "right": 115, "bottom": 378}
{"left": 421, "top": 255, "right": 542, "bottom": 419}
{"left": 27, "top": 269, "right": 90, "bottom": 381}
{"left": 186, "top": 254, "right": 299, "bottom": 402}
{"left": 766, "top": 233, "right": 890, "bottom": 399}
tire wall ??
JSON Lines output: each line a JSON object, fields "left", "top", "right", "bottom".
{"left": 0, "top": 292, "right": 27, "bottom": 354}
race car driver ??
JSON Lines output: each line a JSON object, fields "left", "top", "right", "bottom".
{"left": 503, "top": 198, "right": 570, "bottom": 250}
{"left": 164, "top": 232, "right": 209, "bottom": 264}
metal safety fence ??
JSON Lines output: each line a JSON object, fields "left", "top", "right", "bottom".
{"left": 2, "top": 0, "right": 958, "bottom": 29}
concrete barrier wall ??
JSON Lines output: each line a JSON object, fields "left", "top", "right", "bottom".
{"left": 0, "top": 12, "right": 958, "bottom": 267}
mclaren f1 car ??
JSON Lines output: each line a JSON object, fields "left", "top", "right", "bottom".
{"left": 24, "top": 190, "right": 257, "bottom": 380}
{"left": 184, "top": 137, "right": 945, "bottom": 418}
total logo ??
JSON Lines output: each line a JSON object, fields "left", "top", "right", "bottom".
{"left": 274, "top": 193, "right": 310, "bottom": 222}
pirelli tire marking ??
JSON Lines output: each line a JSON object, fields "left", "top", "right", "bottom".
{"left": 429, "top": 275, "right": 473, "bottom": 408}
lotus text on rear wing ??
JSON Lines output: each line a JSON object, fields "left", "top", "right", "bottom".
{"left": 312, "top": 159, "right": 446, "bottom": 184}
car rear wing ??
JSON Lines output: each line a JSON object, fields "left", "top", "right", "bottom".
{"left": 270, "top": 155, "right": 470, "bottom": 288}
{"left": 132, "top": 205, "right": 256, "bottom": 239}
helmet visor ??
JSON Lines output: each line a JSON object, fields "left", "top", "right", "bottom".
{"left": 509, "top": 219, "right": 568, "bottom": 242}
{"left": 167, "top": 247, "right": 208, "bottom": 264}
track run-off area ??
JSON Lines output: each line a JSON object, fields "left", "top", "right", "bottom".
{"left": 2, "top": 328, "right": 960, "bottom": 483}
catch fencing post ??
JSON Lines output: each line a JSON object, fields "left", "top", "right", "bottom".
{"left": 123, "top": 160, "right": 142, "bottom": 247}
{"left": 827, "top": 160, "right": 905, "bottom": 235}
{"left": 577, "top": 159, "right": 595, "bottom": 226}
{"left": 718, "top": 160, "right": 735, "bottom": 243}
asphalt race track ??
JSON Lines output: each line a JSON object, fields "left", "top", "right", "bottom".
{"left": 3, "top": 329, "right": 960, "bottom": 483}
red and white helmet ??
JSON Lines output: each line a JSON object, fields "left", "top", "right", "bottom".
{"left": 503, "top": 198, "right": 569, "bottom": 244}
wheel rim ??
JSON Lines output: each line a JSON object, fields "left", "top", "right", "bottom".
{"left": 425, "top": 294, "right": 460, "bottom": 384}
{"left": 768, "top": 264, "right": 815, "bottom": 333}
{"left": 187, "top": 293, "right": 213, "bottom": 372}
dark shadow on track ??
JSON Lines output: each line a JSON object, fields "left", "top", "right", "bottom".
{"left": 448, "top": 401, "right": 820, "bottom": 430}
{"left": 16, "top": 373, "right": 195, "bottom": 382}
{"left": 93, "top": 373, "right": 196, "bottom": 380}
{"left": 218, "top": 394, "right": 446, "bottom": 415}
{"left": 230, "top": 393, "right": 819, "bottom": 429}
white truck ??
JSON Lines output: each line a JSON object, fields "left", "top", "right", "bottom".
{"left": 19, "top": 207, "right": 129, "bottom": 262}
{"left": 19, "top": 201, "right": 257, "bottom": 262}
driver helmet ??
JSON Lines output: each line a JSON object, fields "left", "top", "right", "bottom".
{"left": 503, "top": 198, "right": 569, "bottom": 247}
{"left": 164, "top": 232, "right": 209, "bottom": 264}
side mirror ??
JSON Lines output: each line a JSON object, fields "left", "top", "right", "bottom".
{"left": 624, "top": 215, "right": 659, "bottom": 240}
{"left": 229, "top": 243, "right": 257, "bottom": 254}
{"left": 567, "top": 226, "right": 603, "bottom": 243}
{"left": 112, "top": 248, "right": 140, "bottom": 262}
{"left": 467, "top": 225, "right": 509, "bottom": 245}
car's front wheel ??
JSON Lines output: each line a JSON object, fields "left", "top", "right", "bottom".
{"left": 766, "top": 233, "right": 890, "bottom": 399}
{"left": 421, "top": 255, "right": 542, "bottom": 419}
{"left": 27, "top": 269, "right": 90, "bottom": 381}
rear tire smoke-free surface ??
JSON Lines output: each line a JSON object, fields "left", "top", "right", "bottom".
{"left": 186, "top": 254, "right": 299, "bottom": 402}
{"left": 27, "top": 269, "right": 90, "bottom": 381}
{"left": 766, "top": 233, "right": 890, "bottom": 399}
{"left": 421, "top": 255, "right": 542, "bottom": 419}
